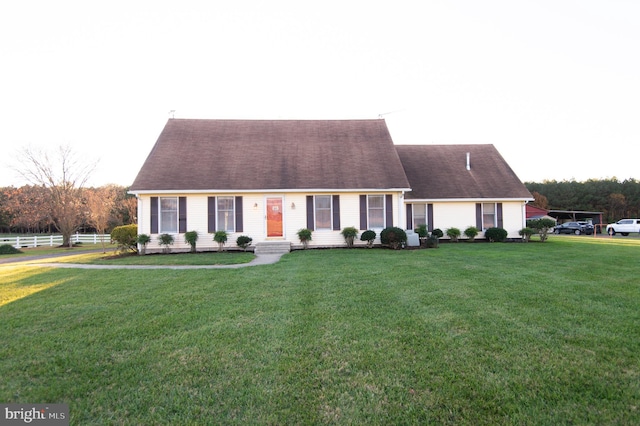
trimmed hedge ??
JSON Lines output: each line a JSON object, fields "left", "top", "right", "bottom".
{"left": 485, "top": 227, "right": 508, "bottom": 242}
{"left": 111, "top": 224, "right": 138, "bottom": 252}
{"left": 0, "top": 244, "right": 22, "bottom": 255}
{"left": 380, "top": 226, "right": 407, "bottom": 249}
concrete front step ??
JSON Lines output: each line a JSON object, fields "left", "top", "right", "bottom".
{"left": 254, "top": 241, "right": 291, "bottom": 255}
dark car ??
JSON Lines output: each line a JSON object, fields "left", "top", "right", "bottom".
{"left": 554, "top": 221, "right": 594, "bottom": 235}
{"left": 578, "top": 221, "right": 595, "bottom": 235}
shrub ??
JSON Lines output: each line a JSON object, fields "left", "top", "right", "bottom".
{"left": 380, "top": 226, "right": 407, "bottom": 250}
{"left": 426, "top": 235, "right": 439, "bottom": 248}
{"left": 464, "top": 226, "right": 479, "bottom": 241}
{"left": 360, "top": 230, "right": 376, "bottom": 248}
{"left": 527, "top": 218, "right": 556, "bottom": 242}
{"left": 341, "top": 226, "right": 359, "bottom": 248}
{"left": 0, "top": 244, "right": 22, "bottom": 255}
{"left": 415, "top": 224, "right": 429, "bottom": 238}
{"left": 485, "top": 227, "right": 508, "bottom": 242}
{"left": 519, "top": 227, "right": 535, "bottom": 242}
{"left": 184, "top": 231, "right": 199, "bottom": 253}
{"left": 111, "top": 224, "right": 138, "bottom": 253}
{"left": 236, "top": 235, "right": 253, "bottom": 251}
{"left": 159, "top": 233, "right": 174, "bottom": 253}
{"left": 446, "top": 227, "right": 461, "bottom": 242}
{"left": 297, "top": 228, "right": 312, "bottom": 249}
{"left": 213, "top": 231, "right": 228, "bottom": 252}
{"left": 425, "top": 228, "right": 443, "bottom": 248}
{"left": 136, "top": 234, "right": 151, "bottom": 255}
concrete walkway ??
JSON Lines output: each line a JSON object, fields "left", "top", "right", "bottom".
{"left": 1, "top": 252, "right": 284, "bottom": 269}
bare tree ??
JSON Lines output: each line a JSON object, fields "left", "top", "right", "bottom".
{"left": 85, "top": 185, "right": 118, "bottom": 252}
{"left": 18, "top": 145, "right": 96, "bottom": 247}
{"left": 122, "top": 195, "right": 138, "bottom": 224}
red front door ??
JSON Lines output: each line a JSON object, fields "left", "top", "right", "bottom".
{"left": 266, "top": 197, "right": 283, "bottom": 237}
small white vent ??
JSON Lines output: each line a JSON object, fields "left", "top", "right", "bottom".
{"left": 466, "top": 152, "right": 471, "bottom": 171}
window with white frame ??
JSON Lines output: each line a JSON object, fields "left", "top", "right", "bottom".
{"left": 217, "top": 196, "right": 235, "bottom": 232}
{"left": 413, "top": 204, "right": 427, "bottom": 229}
{"left": 368, "top": 195, "right": 385, "bottom": 228}
{"left": 315, "top": 195, "right": 332, "bottom": 230}
{"left": 482, "top": 202, "right": 496, "bottom": 229}
{"left": 160, "top": 197, "right": 178, "bottom": 233}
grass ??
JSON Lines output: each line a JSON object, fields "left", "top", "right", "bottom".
{"left": 46, "top": 251, "right": 256, "bottom": 266}
{"left": 0, "top": 237, "right": 638, "bottom": 424}
{"left": 0, "top": 243, "right": 118, "bottom": 258}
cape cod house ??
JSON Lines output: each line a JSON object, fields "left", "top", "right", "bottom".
{"left": 129, "top": 119, "right": 532, "bottom": 252}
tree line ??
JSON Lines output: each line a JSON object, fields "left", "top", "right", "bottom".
{"left": 1, "top": 145, "right": 136, "bottom": 247}
{"left": 0, "top": 184, "right": 136, "bottom": 235}
{"left": 525, "top": 178, "right": 640, "bottom": 222}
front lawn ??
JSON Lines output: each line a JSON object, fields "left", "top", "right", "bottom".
{"left": 47, "top": 251, "right": 256, "bottom": 266}
{"left": 0, "top": 243, "right": 118, "bottom": 258}
{"left": 1, "top": 238, "right": 638, "bottom": 424}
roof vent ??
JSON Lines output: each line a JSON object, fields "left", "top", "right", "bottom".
{"left": 466, "top": 152, "right": 471, "bottom": 171}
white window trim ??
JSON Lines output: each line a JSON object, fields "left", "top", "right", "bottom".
{"left": 368, "top": 194, "right": 386, "bottom": 229}
{"left": 314, "top": 195, "right": 333, "bottom": 231}
{"left": 482, "top": 202, "right": 497, "bottom": 230}
{"left": 159, "top": 196, "right": 178, "bottom": 234}
{"left": 412, "top": 203, "right": 427, "bottom": 229}
{"left": 217, "top": 196, "right": 236, "bottom": 233}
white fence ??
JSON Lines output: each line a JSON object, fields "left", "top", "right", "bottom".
{"left": 1, "top": 234, "right": 111, "bottom": 249}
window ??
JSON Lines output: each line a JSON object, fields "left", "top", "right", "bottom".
{"left": 307, "top": 195, "right": 340, "bottom": 231}
{"left": 360, "top": 194, "right": 392, "bottom": 230}
{"left": 413, "top": 204, "right": 427, "bottom": 229}
{"left": 160, "top": 197, "right": 178, "bottom": 233}
{"left": 476, "top": 202, "right": 503, "bottom": 231}
{"left": 482, "top": 203, "right": 496, "bottom": 229}
{"left": 315, "top": 195, "right": 332, "bottom": 230}
{"left": 208, "top": 196, "right": 242, "bottom": 233}
{"left": 217, "top": 196, "right": 235, "bottom": 232}
{"left": 368, "top": 195, "right": 385, "bottom": 228}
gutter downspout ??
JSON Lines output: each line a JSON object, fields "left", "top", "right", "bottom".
{"left": 399, "top": 191, "right": 406, "bottom": 229}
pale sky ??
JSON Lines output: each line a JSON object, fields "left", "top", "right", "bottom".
{"left": 2, "top": 0, "right": 638, "bottom": 188}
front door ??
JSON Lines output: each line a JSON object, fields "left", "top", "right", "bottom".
{"left": 266, "top": 197, "right": 283, "bottom": 237}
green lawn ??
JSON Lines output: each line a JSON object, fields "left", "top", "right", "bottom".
{"left": 1, "top": 237, "right": 638, "bottom": 425}
{"left": 44, "top": 250, "right": 256, "bottom": 266}
{"left": 0, "top": 243, "right": 118, "bottom": 258}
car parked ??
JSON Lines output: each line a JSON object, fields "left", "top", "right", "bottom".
{"left": 606, "top": 219, "right": 640, "bottom": 236}
{"left": 578, "top": 222, "right": 595, "bottom": 235}
{"left": 554, "top": 221, "right": 593, "bottom": 235}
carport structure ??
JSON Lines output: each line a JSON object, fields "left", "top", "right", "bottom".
{"left": 548, "top": 210, "right": 605, "bottom": 233}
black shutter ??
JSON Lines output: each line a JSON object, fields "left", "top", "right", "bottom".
{"left": 476, "top": 203, "right": 482, "bottom": 229}
{"left": 497, "top": 203, "right": 503, "bottom": 228}
{"left": 385, "top": 194, "right": 393, "bottom": 227}
{"left": 150, "top": 197, "right": 158, "bottom": 234}
{"left": 179, "top": 197, "right": 187, "bottom": 233}
{"left": 235, "top": 196, "right": 243, "bottom": 232}
{"left": 306, "top": 196, "right": 314, "bottom": 231}
{"left": 406, "top": 204, "right": 413, "bottom": 230}
{"left": 332, "top": 195, "right": 340, "bottom": 230}
{"left": 427, "top": 204, "right": 434, "bottom": 232}
{"left": 208, "top": 197, "right": 216, "bottom": 233}
{"left": 359, "top": 195, "right": 367, "bottom": 230}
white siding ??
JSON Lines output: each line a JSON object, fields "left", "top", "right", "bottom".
{"left": 428, "top": 200, "right": 526, "bottom": 239}
{"left": 136, "top": 192, "right": 404, "bottom": 250}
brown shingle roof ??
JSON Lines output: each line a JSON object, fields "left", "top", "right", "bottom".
{"left": 396, "top": 144, "right": 532, "bottom": 199}
{"left": 130, "top": 119, "right": 411, "bottom": 192}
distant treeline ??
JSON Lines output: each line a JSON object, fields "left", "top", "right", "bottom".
{"left": 525, "top": 178, "right": 640, "bottom": 222}
{"left": 0, "top": 184, "right": 136, "bottom": 234}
